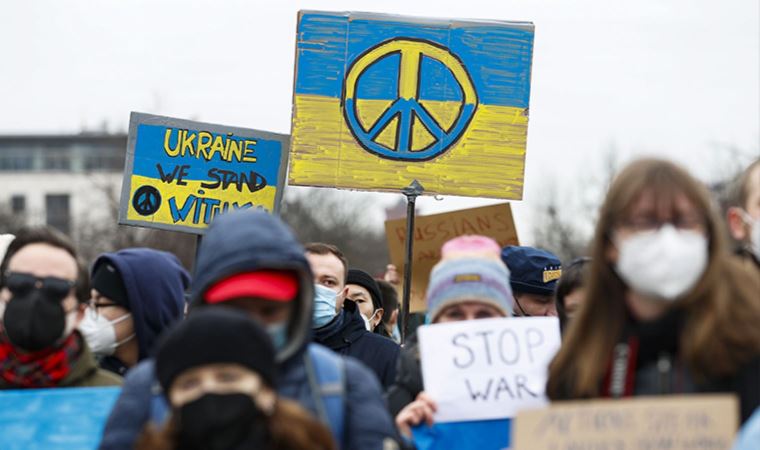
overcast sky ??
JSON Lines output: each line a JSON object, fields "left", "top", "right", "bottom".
{"left": 1, "top": 0, "right": 758, "bottom": 242}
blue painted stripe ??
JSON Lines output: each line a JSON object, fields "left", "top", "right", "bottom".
{"left": 295, "top": 12, "right": 533, "bottom": 108}
{"left": 132, "top": 124, "right": 283, "bottom": 187}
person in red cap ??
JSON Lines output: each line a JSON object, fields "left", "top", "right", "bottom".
{"left": 101, "top": 210, "right": 401, "bottom": 450}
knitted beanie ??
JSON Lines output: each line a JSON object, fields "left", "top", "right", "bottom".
{"left": 426, "top": 235, "right": 513, "bottom": 322}
{"left": 155, "top": 308, "right": 276, "bottom": 393}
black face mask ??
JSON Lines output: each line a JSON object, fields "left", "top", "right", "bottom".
{"left": 176, "top": 393, "right": 270, "bottom": 450}
{"left": 3, "top": 289, "right": 67, "bottom": 352}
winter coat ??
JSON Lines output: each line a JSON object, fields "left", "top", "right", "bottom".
{"left": 0, "top": 333, "right": 122, "bottom": 389}
{"left": 314, "top": 300, "right": 401, "bottom": 389}
{"left": 99, "top": 210, "right": 399, "bottom": 450}
{"left": 91, "top": 248, "right": 190, "bottom": 374}
{"left": 385, "top": 332, "right": 423, "bottom": 417}
{"left": 553, "top": 307, "right": 760, "bottom": 424}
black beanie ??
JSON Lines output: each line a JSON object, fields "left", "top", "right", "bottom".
{"left": 155, "top": 307, "right": 276, "bottom": 393}
{"left": 91, "top": 261, "right": 129, "bottom": 309}
{"left": 346, "top": 269, "right": 383, "bottom": 310}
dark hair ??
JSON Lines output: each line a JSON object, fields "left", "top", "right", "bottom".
{"left": 376, "top": 280, "right": 398, "bottom": 324}
{"left": 555, "top": 257, "right": 590, "bottom": 332}
{"left": 727, "top": 159, "right": 760, "bottom": 210}
{"left": 304, "top": 242, "right": 348, "bottom": 283}
{"left": 0, "top": 227, "right": 89, "bottom": 303}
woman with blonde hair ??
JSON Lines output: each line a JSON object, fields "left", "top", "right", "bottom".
{"left": 546, "top": 158, "right": 760, "bottom": 423}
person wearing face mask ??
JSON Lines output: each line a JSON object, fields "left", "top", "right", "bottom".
{"left": 0, "top": 227, "right": 121, "bottom": 389}
{"left": 500, "top": 245, "right": 562, "bottom": 317}
{"left": 311, "top": 267, "right": 400, "bottom": 389}
{"left": 100, "top": 210, "right": 400, "bottom": 450}
{"left": 388, "top": 235, "right": 514, "bottom": 436}
{"left": 546, "top": 158, "right": 760, "bottom": 424}
{"left": 135, "top": 308, "right": 336, "bottom": 450}
{"left": 726, "top": 159, "right": 760, "bottom": 271}
{"left": 79, "top": 249, "right": 190, "bottom": 376}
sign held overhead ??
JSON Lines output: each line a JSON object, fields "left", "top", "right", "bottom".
{"left": 289, "top": 11, "right": 535, "bottom": 199}
{"left": 119, "top": 112, "right": 289, "bottom": 234}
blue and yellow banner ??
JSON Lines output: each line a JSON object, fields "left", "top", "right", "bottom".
{"left": 119, "top": 112, "right": 289, "bottom": 234}
{"left": 290, "top": 11, "right": 534, "bottom": 199}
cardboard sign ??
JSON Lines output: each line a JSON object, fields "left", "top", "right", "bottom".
{"left": 0, "top": 386, "right": 121, "bottom": 449}
{"left": 289, "top": 11, "right": 534, "bottom": 200}
{"left": 119, "top": 112, "right": 289, "bottom": 234}
{"left": 418, "top": 317, "right": 561, "bottom": 423}
{"left": 385, "top": 203, "right": 518, "bottom": 312}
{"left": 512, "top": 395, "right": 739, "bottom": 450}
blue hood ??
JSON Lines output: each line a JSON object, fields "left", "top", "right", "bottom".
{"left": 92, "top": 248, "right": 190, "bottom": 360}
{"left": 190, "top": 210, "right": 314, "bottom": 364}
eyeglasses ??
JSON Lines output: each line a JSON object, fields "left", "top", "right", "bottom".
{"left": 3, "top": 271, "right": 76, "bottom": 301}
{"left": 87, "top": 298, "right": 122, "bottom": 319}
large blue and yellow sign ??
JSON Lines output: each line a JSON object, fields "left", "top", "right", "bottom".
{"left": 289, "top": 11, "right": 534, "bottom": 199}
{"left": 119, "top": 113, "right": 288, "bottom": 234}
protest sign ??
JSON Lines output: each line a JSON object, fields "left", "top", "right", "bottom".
{"left": 418, "top": 317, "right": 560, "bottom": 423}
{"left": 0, "top": 386, "right": 121, "bottom": 449}
{"left": 512, "top": 395, "right": 739, "bottom": 450}
{"left": 119, "top": 112, "right": 289, "bottom": 234}
{"left": 385, "top": 203, "right": 518, "bottom": 312}
{"left": 289, "top": 11, "right": 534, "bottom": 200}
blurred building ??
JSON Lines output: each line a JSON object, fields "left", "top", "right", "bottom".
{"left": 0, "top": 133, "right": 127, "bottom": 236}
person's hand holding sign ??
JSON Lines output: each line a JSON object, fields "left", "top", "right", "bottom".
{"left": 395, "top": 392, "right": 437, "bottom": 438}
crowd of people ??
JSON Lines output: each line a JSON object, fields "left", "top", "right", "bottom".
{"left": 0, "top": 157, "right": 758, "bottom": 449}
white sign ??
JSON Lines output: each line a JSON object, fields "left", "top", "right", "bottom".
{"left": 418, "top": 317, "right": 561, "bottom": 423}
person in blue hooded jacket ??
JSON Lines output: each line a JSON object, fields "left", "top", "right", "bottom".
{"left": 99, "top": 210, "right": 400, "bottom": 450}
{"left": 79, "top": 248, "right": 190, "bottom": 376}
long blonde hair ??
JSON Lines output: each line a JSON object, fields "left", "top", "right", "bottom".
{"left": 547, "top": 158, "right": 760, "bottom": 398}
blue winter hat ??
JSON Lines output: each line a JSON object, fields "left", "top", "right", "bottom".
{"left": 500, "top": 246, "right": 562, "bottom": 296}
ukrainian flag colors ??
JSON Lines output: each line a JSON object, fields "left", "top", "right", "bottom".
{"left": 290, "top": 11, "right": 534, "bottom": 199}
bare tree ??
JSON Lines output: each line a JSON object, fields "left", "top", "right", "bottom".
{"left": 280, "top": 188, "right": 390, "bottom": 276}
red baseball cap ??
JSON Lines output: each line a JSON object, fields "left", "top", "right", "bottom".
{"left": 204, "top": 271, "right": 299, "bottom": 304}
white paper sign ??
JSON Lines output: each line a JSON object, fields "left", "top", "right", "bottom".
{"left": 418, "top": 317, "right": 561, "bottom": 423}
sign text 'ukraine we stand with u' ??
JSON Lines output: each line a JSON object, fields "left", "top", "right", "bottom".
{"left": 289, "top": 11, "right": 534, "bottom": 199}
{"left": 119, "top": 113, "right": 288, "bottom": 234}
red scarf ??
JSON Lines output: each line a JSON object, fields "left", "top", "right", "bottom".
{"left": 0, "top": 332, "right": 82, "bottom": 388}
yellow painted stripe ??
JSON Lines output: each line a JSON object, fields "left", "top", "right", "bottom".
{"left": 125, "top": 174, "right": 277, "bottom": 229}
{"left": 290, "top": 94, "right": 527, "bottom": 199}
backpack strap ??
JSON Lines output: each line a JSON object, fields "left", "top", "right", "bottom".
{"left": 305, "top": 344, "right": 346, "bottom": 448}
{"left": 149, "top": 380, "right": 170, "bottom": 425}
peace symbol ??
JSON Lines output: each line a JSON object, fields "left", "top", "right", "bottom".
{"left": 342, "top": 38, "right": 478, "bottom": 161}
{"left": 132, "top": 185, "right": 161, "bottom": 216}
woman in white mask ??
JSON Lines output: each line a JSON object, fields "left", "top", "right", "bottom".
{"left": 546, "top": 158, "right": 760, "bottom": 424}
{"left": 79, "top": 249, "right": 190, "bottom": 376}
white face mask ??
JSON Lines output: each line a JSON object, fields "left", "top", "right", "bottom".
{"left": 78, "top": 308, "right": 134, "bottom": 356}
{"left": 739, "top": 209, "right": 760, "bottom": 259}
{"left": 615, "top": 225, "right": 708, "bottom": 301}
{"left": 360, "top": 312, "right": 373, "bottom": 331}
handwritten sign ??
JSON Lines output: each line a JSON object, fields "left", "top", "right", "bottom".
{"left": 289, "top": 11, "right": 534, "bottom": 199}
{"left": 419, "top": 317, "right": 560, "bottom": 423}
{"left": 385, "top": 203, "right": 518, "bottom": 312}
{"left": 0, "top": 386, "right": 121, "bottom": 449}
{"left": 119, "top": 112, "right": 289, "bottom": 234}
{"left": 512, "top": 395, "right": 739, "bottom": 450}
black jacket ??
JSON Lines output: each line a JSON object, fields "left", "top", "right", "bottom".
{"left": 385, "top": 332, "right": 423, "bottom": 417}
{"left": 555, "top": 307, "right": 760, "bottom": 424}
{"left": 314, "top": 300, "right": 400, "bottom": 389}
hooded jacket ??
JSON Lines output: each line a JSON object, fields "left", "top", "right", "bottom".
{"left": 99, "top": 210, "right": 399, "bottom": 450}
{"left": 314, "top": 300, "right": 400, "bottom": 389}
{"left": 90, "top": 249, "right": 189, "bottom": 374}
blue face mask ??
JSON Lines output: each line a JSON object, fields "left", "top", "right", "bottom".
{"left": 313, "top": 284, "right": 338, "bottom": 329}
{"left": 266, "top": 321, "right": 288, "bottom": 351}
